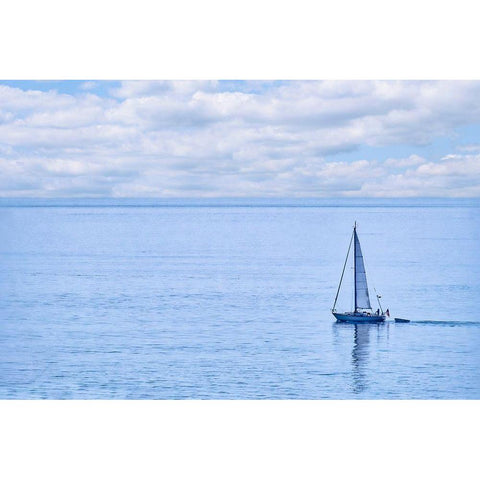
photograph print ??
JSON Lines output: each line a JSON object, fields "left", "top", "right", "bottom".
{"left": 0, "top": 80, "right": 479, "bottom": 400}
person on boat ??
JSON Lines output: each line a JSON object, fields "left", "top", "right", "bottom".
{"left": 375, "top": 308, "right": 379, "bottom": 315}
{"left": 386, "top": 309, "right": 390, "bottom": 317}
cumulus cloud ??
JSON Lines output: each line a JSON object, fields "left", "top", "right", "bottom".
{"left": 356, "top": 154, "right": 480, "bottom": 197}
{"left": 1, "top": 80, "right": 480, "bottom": 197}
{"left": 80, "top": 81, "right": 97, "bottom": 91}
{"left": 457, "top": 144, "right": 480, "bottom": 153}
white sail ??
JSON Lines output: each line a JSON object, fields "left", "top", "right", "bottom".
{"left": 354, "top": 229, "right": 371, "bottom": 310}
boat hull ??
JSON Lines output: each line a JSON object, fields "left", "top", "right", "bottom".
{"left": 333, "top": 312, "right": 385, "bottom": 323}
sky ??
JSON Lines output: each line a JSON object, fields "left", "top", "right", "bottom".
{"left": 1, "top": 80, "right": 480, "bottom": 198}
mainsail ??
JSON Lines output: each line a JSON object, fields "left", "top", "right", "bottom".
{"left": 354, "top": 228, "right": 371, "bottom": 310}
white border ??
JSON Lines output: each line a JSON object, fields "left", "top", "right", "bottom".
{"left": 2, "top": 1, "right": 480, "bottom": 79}
{"left": 1, "top": 400, "right": 478, "bottom": 480}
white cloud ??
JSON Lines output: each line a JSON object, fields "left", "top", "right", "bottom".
{"left": 384, "top": 154, "right": 425, "bottom": 169}
{"left": 457, "top": 144, "right": 480, "bottom": 153}
{"left": 111, "top": 80, "right": 219, "bottom": 99}
{"left": 1, "top": 80, "right": 480, "bottom": 197}
{"left": 80, "top": 81, "right": 97, "bottom": 91}
{"left": 356, "top": 154, "right": 480, "bottom": 197}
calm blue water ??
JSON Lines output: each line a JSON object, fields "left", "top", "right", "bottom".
{"left": 0, "top": 198, "right": 479, "bottom": 399}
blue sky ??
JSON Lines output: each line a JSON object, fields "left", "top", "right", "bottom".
{"left": 1, "top": 80, "right": 480, "bottom": 197}
{"left": 0, "top": 81, "right": 121, "bottom": 98}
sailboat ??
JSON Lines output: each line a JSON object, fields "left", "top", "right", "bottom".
{"left": 332, "top": 223, "right": 386, "bottom": 323}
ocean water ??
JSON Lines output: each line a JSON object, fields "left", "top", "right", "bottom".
{"left": 0, "top": 198, "right": 479, "bottom": 399}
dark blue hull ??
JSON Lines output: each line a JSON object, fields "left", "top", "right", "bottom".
{"left": 333, "top": 312, "right": 385, "bottom": 323}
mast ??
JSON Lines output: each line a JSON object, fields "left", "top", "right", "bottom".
{"left": 353, "top": 221, "right": 357, "bottom": 312}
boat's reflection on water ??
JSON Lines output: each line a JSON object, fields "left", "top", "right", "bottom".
{"left": 333, "top": 322, "right": 389, "bottom": 394}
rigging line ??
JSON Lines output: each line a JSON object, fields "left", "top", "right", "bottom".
{"left": 374, "top": 287, "right": 384, "bottom": 314}
{"left": 332, "top": 230, "right": 354, "bottom": 312}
